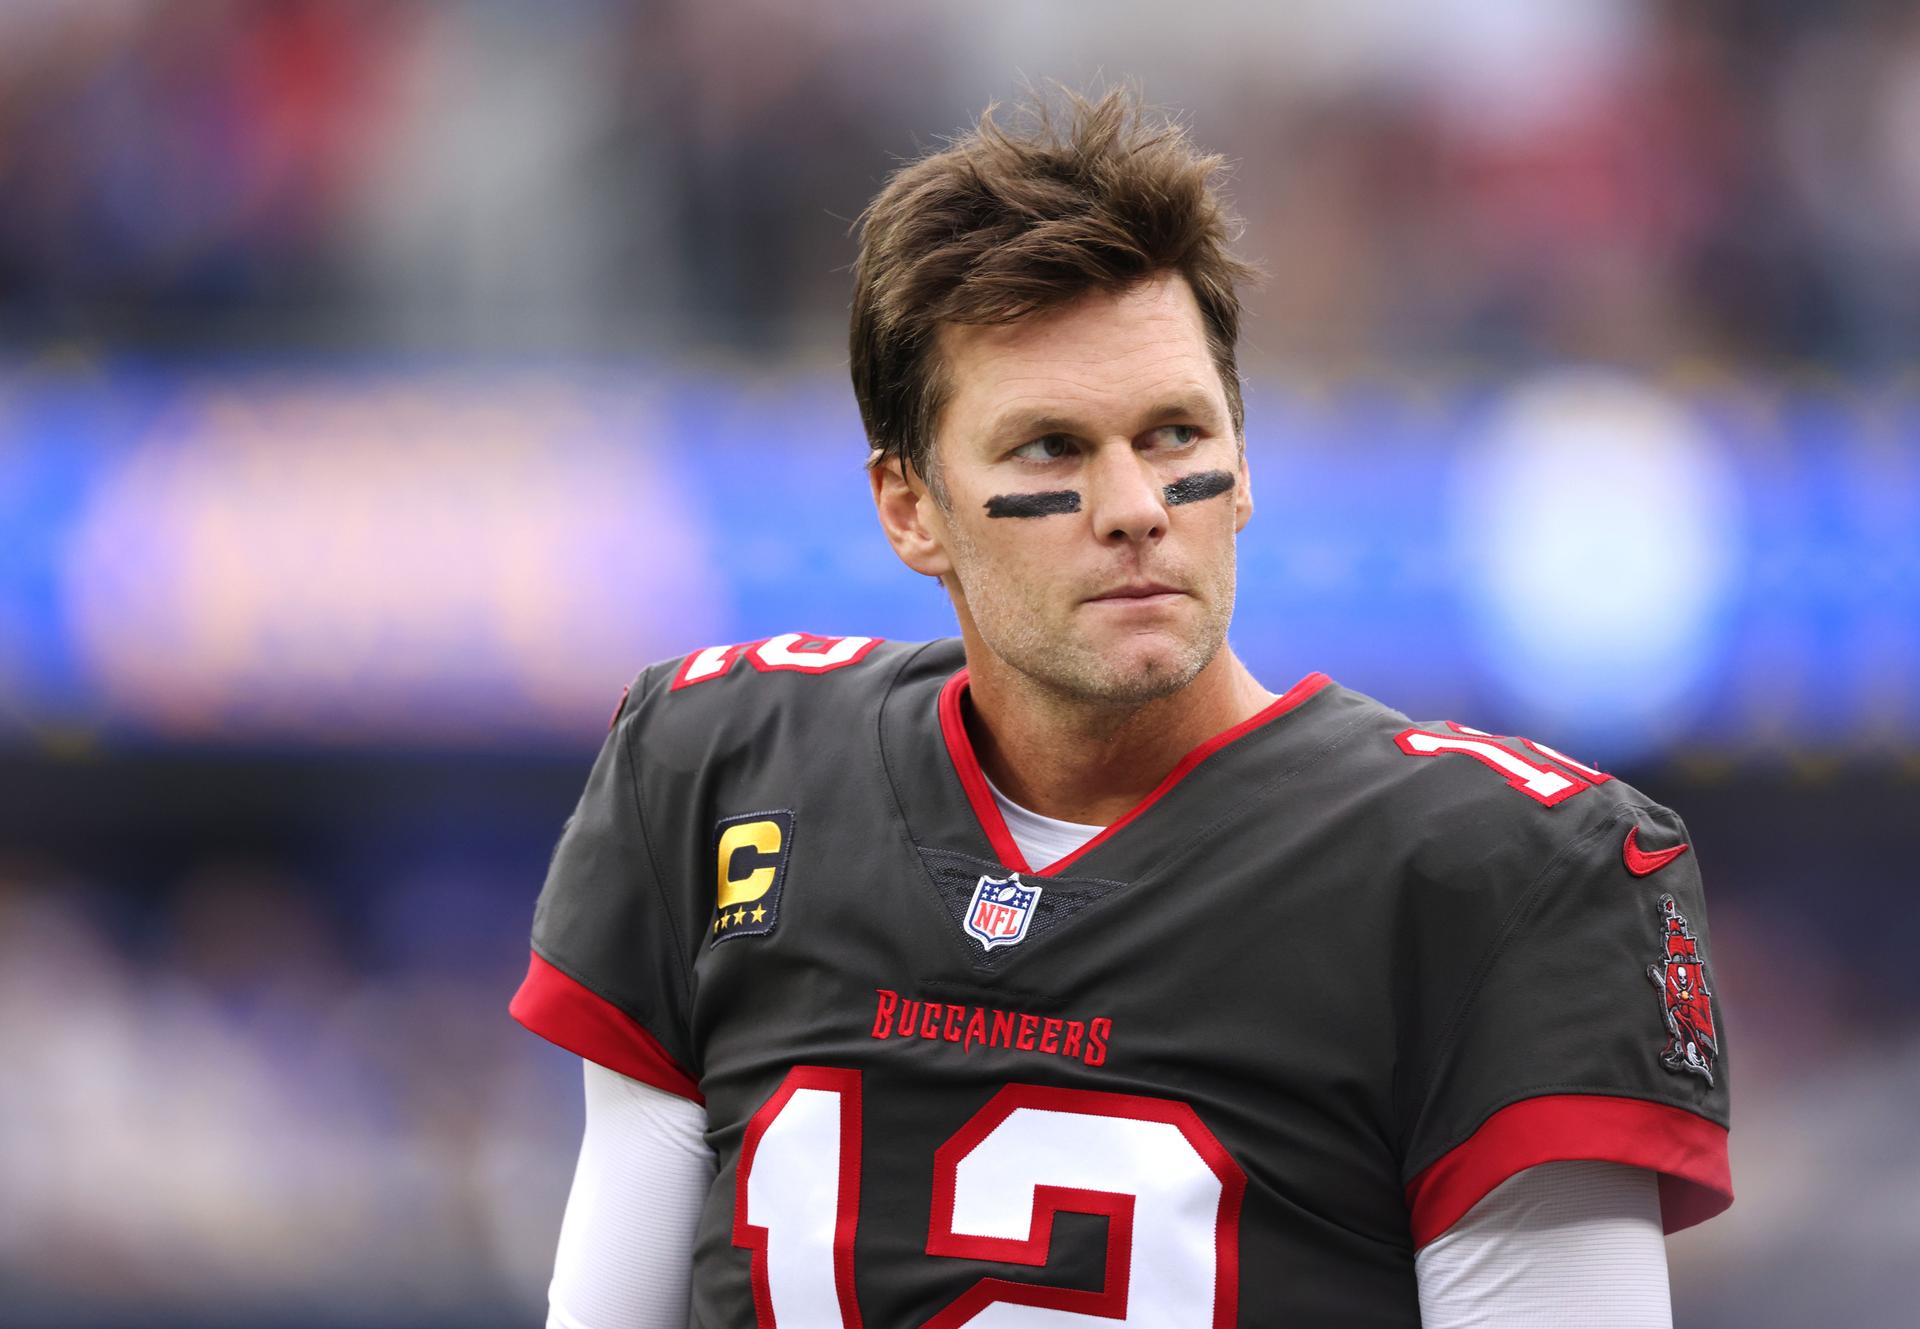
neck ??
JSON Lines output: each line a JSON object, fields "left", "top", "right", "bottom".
{"left": 960, "top": 644, "right": 1277, "bottom": 826}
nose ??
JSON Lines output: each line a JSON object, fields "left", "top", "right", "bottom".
{"left": 1084, "top": 443, "right": 1167, "bottom": 545}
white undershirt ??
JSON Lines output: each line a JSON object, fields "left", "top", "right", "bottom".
{"left": 984, "top": 772, "right": 1106, "bottom": 869}
{"left": 543, "top": 785, "right": 1673, "bottom": 1327}
{"left": 547, "top": 1063, "right": 708, "bottom": 1329}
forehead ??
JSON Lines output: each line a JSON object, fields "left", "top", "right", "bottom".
{"left": 934, "top": 273, "right": 1225, "bottom": 449}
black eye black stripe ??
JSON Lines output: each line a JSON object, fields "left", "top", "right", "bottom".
{"left": 982, "top": 470, "right": 1231, "bottom": 518}
{"left": 985, "top": 491, "right": 1082, "bottom": 518}
{"left": 1163, "top": 470, "right": 1234, "bottom": 505}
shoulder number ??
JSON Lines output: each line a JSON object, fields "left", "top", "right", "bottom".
{"left": 1393, "top": 721, "right": 1611, "bottom": 807}
{"left": 671, "top": 633, "right": 883, "bottom": 690}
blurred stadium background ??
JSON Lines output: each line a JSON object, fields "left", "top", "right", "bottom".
{"left": 1, "top": 2, "right": 1916, "bottom": 1325}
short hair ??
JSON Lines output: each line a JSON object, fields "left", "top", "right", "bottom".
{"left": 850, "top": 86, "right": 1259, "bottom": 500}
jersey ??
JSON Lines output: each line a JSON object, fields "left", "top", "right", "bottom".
{"left": 510, "top": 634, "right": 1733, "bottom": 1327}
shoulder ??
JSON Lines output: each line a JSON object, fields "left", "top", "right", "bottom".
{"left": 1314, "top": 683, "right": 1691, "bottom": 904}
{"left": 609, "top": 632, "right": 959, "bottom": 764}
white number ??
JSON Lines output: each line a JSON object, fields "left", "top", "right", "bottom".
{"left": 1521, "top": 736, "right": 1609, "bottom": 783}
{"left": 1444, "top": 722, "right": 1613, "bottom": 786}
{"left": 734, "top": 1074, "right": 1245, "bottom": 1328}
{"left": 753, "top": 632, "right": 877, "bottom": 671}
{"left": 1393, "top": 728, "right": 1589, "bottom": 806}
{"left": 925, "top": 1085, "right": 1244, "bottom": 1327}
{"left": 672, "top": 633, "right": 882, "bottom": 689}
{"left": 734, "top": 1067, "right": 864, "bottom": 1326}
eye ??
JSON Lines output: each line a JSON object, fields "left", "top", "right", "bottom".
{"left": 1010, "top": 434, "right": 1076, "bottom": 462}
{"left": 1154, "top": 424, "right": 1202, "bottom": 448}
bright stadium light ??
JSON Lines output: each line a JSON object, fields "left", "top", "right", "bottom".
{"left": 1447, "top": 370, "right": 1742, "bottom": 752}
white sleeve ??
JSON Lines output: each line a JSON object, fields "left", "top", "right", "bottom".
{"left": 546, "top": 1060, "right": 714, "bottom": 1329}
{"left": 1415, "top": 1160, "right": 1671, "bottom": 1328}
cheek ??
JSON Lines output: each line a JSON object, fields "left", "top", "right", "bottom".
{"left": 1182, "top": 509, "right": 1243, "bottom": 589}
{"left": 951, "top": 522, "right": 1072, "bottom": 604}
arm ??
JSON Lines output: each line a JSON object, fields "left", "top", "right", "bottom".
{"left": 547, "top": 1061, "right": 715, "bottom": 1329}
{"left": 1416, "top": 1161, "right": 1671, "bottom": 1329}
{"left": 509, "top": 668, "right": 713, "bottom": 1325}
{"left": 1398, "top": 792, "right": 1731, "bottom": 1247}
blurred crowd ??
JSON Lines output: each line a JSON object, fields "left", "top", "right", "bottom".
{"left": 0, "top": 849, "right": 575, "bottom": 1324}
{"left": 4, "top": 0, "right": 1920, "bottom": 368}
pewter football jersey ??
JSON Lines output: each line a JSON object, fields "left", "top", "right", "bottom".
{"left": 511, "top": 634, "right": 1732, "bottom": 1327}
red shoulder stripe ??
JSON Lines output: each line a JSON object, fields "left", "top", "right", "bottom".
{"left": 1405, "top": 1093, "right": 1731, "bottom": 1248}
{"left": 509, "top": 950, "right": 703, "bottom": 1104}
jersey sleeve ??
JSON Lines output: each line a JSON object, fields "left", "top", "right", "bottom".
{"left": 1401, "top": 798, "right": 1731, "bottom": 1249}
{"left": 510, "top": 666, "right": 703, "bottom": 1103}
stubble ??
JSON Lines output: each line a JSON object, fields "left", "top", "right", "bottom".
{"left": 943, "top": 512, "right": 1239, "bottom": 710}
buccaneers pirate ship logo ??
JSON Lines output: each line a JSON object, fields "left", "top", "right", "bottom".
{"left": 1647, "top": 894, "right": 1718, "bottom": 1085}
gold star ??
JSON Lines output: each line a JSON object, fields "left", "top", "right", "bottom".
{"left": 714, "top": 914, "right": 724, "bottom": 931}
{"left": 733, "top": 908, "right": 746, "bottom": 926}
{"left": 750, "top": 904, "right": 767, "bottom": 923}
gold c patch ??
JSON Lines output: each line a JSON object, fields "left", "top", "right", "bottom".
{"left": 711, "top": 810, "right": 793, "bottom": 944}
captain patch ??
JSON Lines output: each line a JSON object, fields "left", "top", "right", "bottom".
{"left": 712, "top": 810, "right": 793, "bottom": 944}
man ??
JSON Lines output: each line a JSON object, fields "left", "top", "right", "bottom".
{"left": 511, "top": 89, "right": 1731, "bottom": 1327}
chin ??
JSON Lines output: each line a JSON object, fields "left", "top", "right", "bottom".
{"left": 1059, "top": 636, "right": 1216, "bottom": 707}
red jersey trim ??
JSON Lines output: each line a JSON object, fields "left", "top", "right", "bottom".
{"left": 509, "top": 949, "right": 704, "bottom": 1105}
{"left": 936, "top": 669, "right": 1333, "bottom": 875}
{"left": 1404, "top": 1093, "right": 1731, "bottom": 1249}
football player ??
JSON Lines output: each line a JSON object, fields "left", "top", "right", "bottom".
{"left": 512, "top": 88, "right": 1731, "bottom": 1327}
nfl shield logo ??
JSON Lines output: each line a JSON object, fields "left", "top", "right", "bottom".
{"left": 964, "top": 873, "right": 1041, "bottom": 952}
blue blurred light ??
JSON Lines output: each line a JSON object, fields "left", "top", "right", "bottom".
{"left": 0, "top": 360, "right": 1912, "bottom": 751}
{"left": 1446, "top": 370, "right": 1742, "bottom": 757}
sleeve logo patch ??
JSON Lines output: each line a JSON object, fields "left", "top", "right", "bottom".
{"left": 1648, "top": 894, "right": 1718, "bottom": 1085}
{"left": 712, "top": 810, "right": 794, "bottom": 945}
{"left": 963, "top": 873, "right": 1041, "bottom": 952}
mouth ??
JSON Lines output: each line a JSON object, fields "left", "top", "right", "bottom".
{"left": 1085, "top": 581, "right": 1186, "bottom": 604}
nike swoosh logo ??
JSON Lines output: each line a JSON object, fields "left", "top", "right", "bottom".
{"left": 1623, "top": 825, "right": 1689, "bottom": 876}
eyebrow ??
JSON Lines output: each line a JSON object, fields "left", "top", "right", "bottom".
{"left": 982, "top": 395, "right": 1223, "bottom": 444}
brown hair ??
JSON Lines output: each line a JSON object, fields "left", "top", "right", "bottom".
{"left": 850, "top": 86, "right": 1259, "bottom": 500}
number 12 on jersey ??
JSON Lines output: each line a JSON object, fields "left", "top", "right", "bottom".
{"left": 735, "top": 1066, "right": 1246, "bottom": 1327}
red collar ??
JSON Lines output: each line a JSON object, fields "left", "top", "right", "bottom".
{"left": 936, "top": 667, "right": 1332, "bottom": 875}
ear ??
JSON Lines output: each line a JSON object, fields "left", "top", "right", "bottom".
{"left": 1233, "top": 446, "right": 1254, "bottom": 532}
{"left": 870, "top": 456, "right": 953, "bottom": 578}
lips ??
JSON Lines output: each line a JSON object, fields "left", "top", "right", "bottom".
{"left": 1087, "top": 581, "right": 1184, "bottom": 602}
